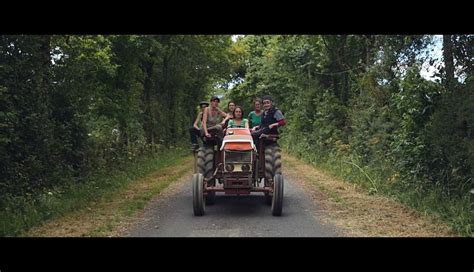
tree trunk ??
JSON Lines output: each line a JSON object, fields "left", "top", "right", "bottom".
{"left": 443, "top": 35, "right": 455, "bottom": 91}
{"left": 141, "top": 60, "right": 155, "bottom": 148}
{"left": 364, "top": 35, "right": 374, "bottom": 70}
{"left": 339, "top": 35, "right": 348, "bottom": 105}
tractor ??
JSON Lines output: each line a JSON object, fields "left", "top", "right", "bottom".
{"left": 192, "top": 127, "right": 283, "bottom": 216}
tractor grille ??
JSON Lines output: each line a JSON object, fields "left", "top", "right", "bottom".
{"left": 224, "top": 150, "right": 252, "bottom": 164}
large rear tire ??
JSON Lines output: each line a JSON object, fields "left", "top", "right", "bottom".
{"left": 197, "top": 145, "right": 214, "bottom": 179}
{"left": 264, "top": 144, "right": 282, "bottom": 205}
{"left": 264, "top": 145, "right": 274, "bottom": 184}
{"left": 192, "top": 173, "right": 205, "bottom": 216}
{"left": 206, "top": 191, "right": 216, "bottom": 205}
{"left": 264, "top": 144, "right": 282, "bottom": 183}
{"left": 197, "top": 145, "right": 215, "bottom": 205}
{"left": 264, "top": 193, "right": 272, "bottom": 205}
{"left": 273, "top": 145, "right": 282, "bottom": 175}
{"left": 271, "top": 173, "right": 284, "bottom": 216}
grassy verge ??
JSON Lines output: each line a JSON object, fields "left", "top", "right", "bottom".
{"left": 284, "top": 147, "right": 472, "bottom": 236}
{"left": 1, "top": 147, "right": 191, "bottom": 237}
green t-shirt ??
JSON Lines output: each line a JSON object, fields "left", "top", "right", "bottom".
{"left": 248, "top": 111, "right": 262, "bottom": 128}
{"left": 228, "top": 118, "right": 248, "bottom": 128}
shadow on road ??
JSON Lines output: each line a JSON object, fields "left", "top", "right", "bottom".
{"left": 203, "top": 193, "right": 289, "bottom": 217}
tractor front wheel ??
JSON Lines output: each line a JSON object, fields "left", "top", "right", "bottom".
{"left": 192, "top": 173, "right": 205, "bottom": 216}
{"left": 271, "top": 173, "right": 284, "bottom": 216}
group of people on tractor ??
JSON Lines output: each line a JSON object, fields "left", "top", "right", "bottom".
{"left": 189, "top": 95, "right": 286, "bottom": 151}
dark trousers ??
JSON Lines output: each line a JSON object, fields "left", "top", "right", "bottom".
{"left": 190, "top": 125, "right": 223, "bottom": 146}
{"left": 189, "top": 127, "right": 201, "bottom": 145}
{"left": 251, "top": 127, "right": 270, "bottom": 150}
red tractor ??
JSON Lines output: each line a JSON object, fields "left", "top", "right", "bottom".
{"left": 192, "top": 127, "right": 283, "bottom": 216}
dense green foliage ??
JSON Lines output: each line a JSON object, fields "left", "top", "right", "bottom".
{"left": 227, "top": 35, "right": 473, "bottom": 235}
{"left": 1, "top": 34, "right": 472, "bottom": 236}
{"left": 0, "top": 35, "right": 232, "bottom": 200}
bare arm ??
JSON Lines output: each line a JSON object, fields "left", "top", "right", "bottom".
{"left": 218, "top": 108, "right": 230, "bottom": 125}
{"left": 218, "top": 107, "right": 228, "bottom": 117}
{"left": 202, "top": 107, "right": 209, "bottom": 136}
{"left": 221, "top": 114, "right": 231, "bottom": 125}
{"left": 193, "top": 112, "right": 202, "bottom": 129}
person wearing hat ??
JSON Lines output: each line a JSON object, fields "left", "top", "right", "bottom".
{"left": 189, "top": 101, "right": 210, "bottom": 150}
{"left": 202, "top": 95, "right": 228, "bottom": 144}
{"left": 251, "top": 95, "right": 286, "bottom": 150}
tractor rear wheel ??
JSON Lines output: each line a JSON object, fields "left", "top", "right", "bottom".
{"left": 206, "top": 191, "right": 216, "bottom": 205}
{"left": 265, "top": 193, "right": 272, "bottom": 205}
{"left": 197, "top": 145, "right": 215, "bottom": 205}
{"left": 264, "top": 144, "right": 282, "bottom": 205}
{"left": 264, "top": 144, "right": 282, "bottom": 183}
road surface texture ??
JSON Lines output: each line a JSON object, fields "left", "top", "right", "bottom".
{"left": 126, "top": 172, "right": 343, "bottom": 237}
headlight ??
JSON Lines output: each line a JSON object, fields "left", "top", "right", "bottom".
{"left": 225, "top": 163, "right": 234, "bottom": 172}
{"left": 241, "top": 163, "right": 250, "bottom": 172}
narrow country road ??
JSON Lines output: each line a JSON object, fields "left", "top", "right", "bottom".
{"left": 125, "top": 169, "right": 343, "bottom": 237}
